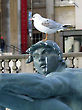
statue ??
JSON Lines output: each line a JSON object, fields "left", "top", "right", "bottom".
{"left": 0, "top": 40, "right": 82, "bottom": 110}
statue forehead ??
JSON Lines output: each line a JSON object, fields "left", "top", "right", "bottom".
{"left": 26, "top": 40, "right": 63, "bottom": 63}
{"left": 33, "top": 47, "right": 53, "bottom": 54}
{"left": 26, "top": 40, "right": 60, "bottom": 54}
{"left": 33, "top": 48, "right": 44, "bottom": 54}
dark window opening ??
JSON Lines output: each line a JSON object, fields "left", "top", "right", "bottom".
{"left": 32, "top": 33, "right": 43, "bottom": 44}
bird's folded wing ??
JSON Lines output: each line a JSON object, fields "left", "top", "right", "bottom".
{"left": 42, "top": 19, "right": 62, "bottom": 29}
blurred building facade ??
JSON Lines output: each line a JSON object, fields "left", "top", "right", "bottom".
{"left": 54, "top": 0, "right": 82, "bottom": 53}
{"left": 0, "top": 0, "right": 82, "bottom": 54}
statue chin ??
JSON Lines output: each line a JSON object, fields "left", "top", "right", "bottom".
{"left": 37, "top": 68, "right": 49, "bottom": 75}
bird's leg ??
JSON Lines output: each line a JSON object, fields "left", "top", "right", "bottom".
{"left": 43, "top": 33, "right": 48, "bottom": 41}
{"left": 45, "top": 33, "right": 48, "bottom": 40}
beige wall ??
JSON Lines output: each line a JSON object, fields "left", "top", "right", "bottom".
{"left": 0, "top": 0, "right": 1, "bottom": 12}
{"left": 75, "top": 0, "right": 82, "bottom": 29}
{"left": 55, "top": 6, "right": 75, "bottom": 26}
{"left": 10, "top": 0, "right": 18, "bottom": 47}
{"left": 46, "top": 0, "right": 54, "bottom": 19}
{"left": 32, "top": 0, "right": 46, "bottom": 17}
{"left": 33, "top": 8, "right": 46, "bottom": 18}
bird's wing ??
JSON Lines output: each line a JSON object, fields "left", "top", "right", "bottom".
{"left": 41, "top": 19, "right": 62, "bottom": 29}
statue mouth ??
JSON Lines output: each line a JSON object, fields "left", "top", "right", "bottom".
{"left": 41, "top": 65, "right": 46, "bottom": 68}
{"left": 40, "top": 64, "right": 46, "bottom": 68}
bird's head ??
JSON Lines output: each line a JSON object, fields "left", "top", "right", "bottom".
{"left": 32, "top": 13, "right": 42, "bottom": 21}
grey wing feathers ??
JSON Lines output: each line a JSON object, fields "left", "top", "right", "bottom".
{"left": 42, "top": 19, "right": 62, "bottom": 29}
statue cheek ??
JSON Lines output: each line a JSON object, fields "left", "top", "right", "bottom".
{"left": 47, "top": 57, "right": 58, "bottom": 71}
{"left": 34, "top": 63, "right": 38, "bottom": 68}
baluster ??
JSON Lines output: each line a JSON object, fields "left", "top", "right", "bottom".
{"left": 12, "top": 59, "right": 18, "bottom": 73}
{"left": 4, "top": 60, "right": 11, "bottom": 73}
{"left": 74, "top": 57, "right": 79, "bottom": 68}
{"left": 0, "top": 60, "right": 3, "bottom": 73}
{"left": 67, "top": 57, "right": 73, "bottom": 68}
{"left": 71, "top": 57, "right": 75, "bottom": 68}
{"left": 16, "top": 59, "right": 21, "bottom": 73}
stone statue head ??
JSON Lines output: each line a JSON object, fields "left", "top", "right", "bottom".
{"left": 26, "top": 40, "right": 66, "bottom": 75}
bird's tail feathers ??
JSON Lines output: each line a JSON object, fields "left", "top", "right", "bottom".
{"left": 63, "top": 24, "right": 74, "bottom": 29}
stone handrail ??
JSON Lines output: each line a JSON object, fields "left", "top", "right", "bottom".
{"left": 0, "top": 52, "right": 82, "bottom": 73}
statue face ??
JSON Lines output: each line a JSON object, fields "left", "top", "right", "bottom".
{"left": 33, "top": 47, "right": 59, "bottom": 75}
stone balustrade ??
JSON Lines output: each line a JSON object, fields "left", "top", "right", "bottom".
{"left": 63, "top": 52, "right": 82, "bottom": 68}
{"left": 0, "top": 52, "right": 82, "bottom": 74}
{"left": 0, "top": 54, "right": 34, "bottom": 73}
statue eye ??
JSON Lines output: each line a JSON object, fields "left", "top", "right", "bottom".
{"left": 33, "top": 53, "right": 39, "bottom": 58}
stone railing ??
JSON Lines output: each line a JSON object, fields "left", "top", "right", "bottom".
{"left": 0, "top": 52, "right": 82, "bottom": 73}
{"left": 0, "top": 54, "right": 34, "bottom": 73}
{"left": 63, "top": 52, "right": 82, "bottom": 68}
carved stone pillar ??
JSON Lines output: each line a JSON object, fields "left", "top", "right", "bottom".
{"left": 1, "top": 0, "right": 10, "bottom": 51}
{"left": 10, "top": 0, "right": 18, "bottom": 48}
{"left": 46, "top": 0, "right": 55, "bottom": 41}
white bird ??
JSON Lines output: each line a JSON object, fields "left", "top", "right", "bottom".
{"left": 32, "top": 13, "right": 72, "bottom": 40}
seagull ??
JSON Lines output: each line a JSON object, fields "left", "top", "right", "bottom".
{"left": 32, "top": 13, "right": 72, "bottom": 41}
